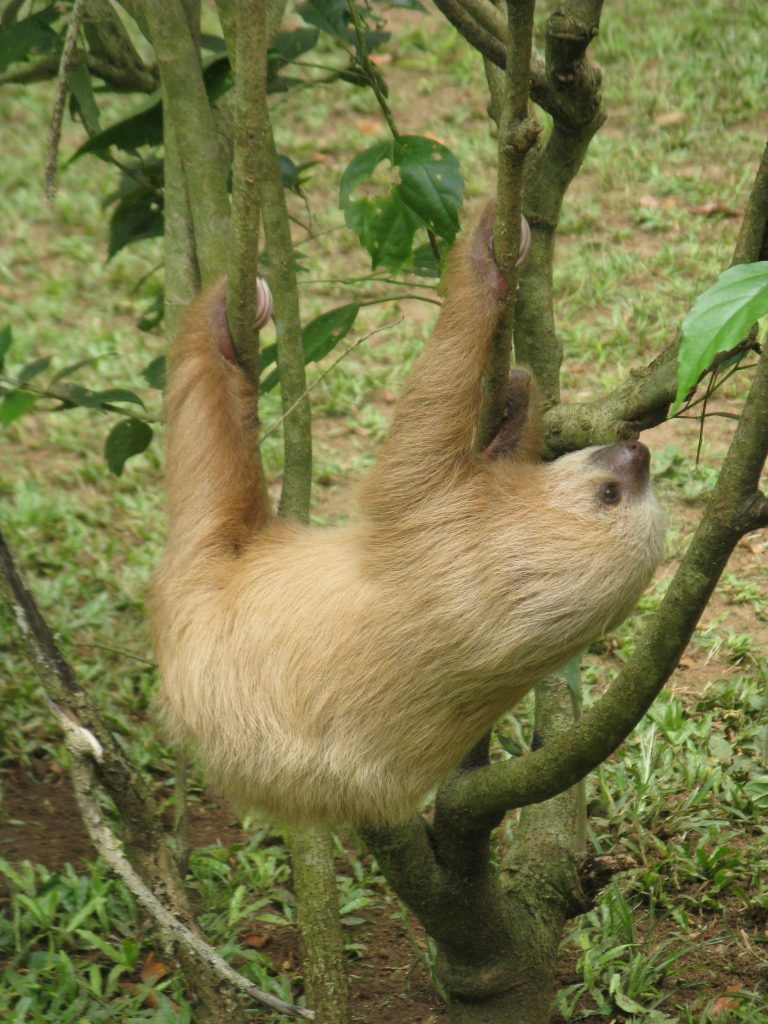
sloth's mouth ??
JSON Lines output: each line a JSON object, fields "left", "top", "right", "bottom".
{"left": 589, "top": 441, "right": 651, "bottom": 496}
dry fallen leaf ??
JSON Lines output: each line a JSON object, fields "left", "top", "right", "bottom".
{"left": 737, "top": 537, "right": 765, "bottom": 554}
{"left": 690, "top": 203, "right": 739, "bottom": 217}
{"left": 355, "top": 118, "right": 383, "bottom": 136}
{"left": 142, "top": 952, "right": 171, "bottom": 983}
{"left": 710, "top": 985, "right": 742, "bottom": 1018}
{"left": 655, "top": 110, "right": 686, "bottom": 127}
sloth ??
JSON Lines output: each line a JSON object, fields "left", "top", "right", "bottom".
{"left": 151, "top": 204, "right": 665, "bottom": 826}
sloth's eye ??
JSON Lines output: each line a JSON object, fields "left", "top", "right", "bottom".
{"left": 599, "top": 481, "right": 621, "bottom": 506}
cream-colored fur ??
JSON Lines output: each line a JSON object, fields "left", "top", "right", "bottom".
{"left": 151, "top": 206, "right": 666, "bottom": 826}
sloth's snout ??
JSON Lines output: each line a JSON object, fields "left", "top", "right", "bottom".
{"left": 590, "top": 441, "right": 651, "bottom": 494}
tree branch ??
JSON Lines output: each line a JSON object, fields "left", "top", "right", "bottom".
{"left": 513, "top": 0, "right": 605, "bottom": 406}
{"left": 44, "top": 0, "right": 87, "bottom": 200}
{"left": 82, "top": 0, "right": 158, "bottom": 91}
{"left": 438, "top": 333, "right": 768, "bottom": 825}
{"left": 260, "top": 125, "right": 313, "bottom": 520}
{"left": 58, "top": 708, "right": 311, "bottom": 1020}
{"left": 140, "top": 0, "right": 230, "bottom": 283}
{"left": 0, "top": 528, "right": 311, "bottom": 1022}
{"left": 431, "top": 0, "right": 507, "bottom": 69}
{"left": 733, "top": 137, "right": 768, "bottom": 265}
{"left": 475, "top": 0, "right": 540, "bottom": 448}
{"left": 543, "top": 128, "right": 768, "bottom": 453}
{"left": 227, "top": 0, "right": 267, "bottom": 381}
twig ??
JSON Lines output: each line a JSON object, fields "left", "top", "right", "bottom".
{"left": 0, "top": 376, "right": 159, "bottom": 424}
{"left": 45, "top": 0, "right": 88, "bottom": 200}
{"left": 345, "top": 0, "right": 442, "bottom": 267}
{"left": 258, "top": 319, "right": 402, "bottom": 447}
{"left": 81, "top": 639, "right": 155, "bottom": 665}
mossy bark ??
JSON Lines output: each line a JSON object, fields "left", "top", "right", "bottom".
{"left": 366, "top": 676, "right": 586, "bottom": 1024}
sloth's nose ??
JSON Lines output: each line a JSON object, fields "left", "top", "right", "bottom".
{"left": 589, "top": 441, "right": 651, "bottom": 490}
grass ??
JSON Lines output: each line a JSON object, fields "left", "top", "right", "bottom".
{"left": 1, "top": 0, "right": 767, "bottom": 1022}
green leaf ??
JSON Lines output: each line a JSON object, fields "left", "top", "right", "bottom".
{"left": 394, "top": 135, "right": 462, "bottom": 239}
{"left": 259, "top": 342, "right": 278, "bottom": 373}
{"left": 17, "top": 356, "right": 52, "bottom": 384}
{"left": 296, "top": 0, "right": 349, "bottom": 38}
{"left": 0, "top": 325, "right": 12, "bottom": 372}
{"left": 52, "top": 384, "right": 145, "bottom": 410}
{"left": 673, "top": 261, "right": 768, "bottom": 412}
{"left": 108, "top": 187, "right": 163, "bottom": 258}
{"left": 261, "top": 305, "right": 359, "bottom": 393}
{"left": 302, "top": 304, "right": 359, "bottom": 362}
{"left": 138, "top": 293, "right": 164, "bottom": 332}
{"left": 142, "top": 355, "right": 166, "bottom": 390}
{"left": 269, "top": 27, "right": 319, "bottom": 63}
{"left": 412, "top": 242, "right": 440, "bottom": 278}
{"left": 200, "top": 34, "right": 227, "bottom": 53}
{"left": 339, "top": 140, "right": 392, "bottom": 207}
{"left": 73, "top": 92, "right": 162, "bottom": 157}
{"left": 69, "top": 59, "right": 100, "bottom": 135}
{"left": 563, "top": 656, "right": 582, "bottom": 699}
{"left": 366, "top": 192, "right": 423, "bottom": 270}
{"left": 340, "top": 136, "right": 463, "bottom": 271}
{"left": 0, "top": 9, "right": 58, "bottom": 73}
{"left": 104, "top": 418, "right": 153, "bottom": 476}
{"left": 93, "top": 388, "right": 146, "bottom": 408}
{"left": 0, "top": 390, "right": 38, "bottom": 426}
{"left": 51, "top": 381, "right": 97, "bottom": 408}
{"left": 49, "top": 354, "right": 103, "bottom": 385}
{"left": 744, "top": 775, "right": 768, "bottom": 812}
{"left": 73, "top": 57, "right": 231, "bottom": 160}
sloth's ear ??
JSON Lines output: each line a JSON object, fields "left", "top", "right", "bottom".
{"left": 482, "top": 368, "right": 542, "bottom": 463}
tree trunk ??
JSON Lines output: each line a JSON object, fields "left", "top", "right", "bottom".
{"left": 291, "top": 826, "right": 351, "bottom": 1024}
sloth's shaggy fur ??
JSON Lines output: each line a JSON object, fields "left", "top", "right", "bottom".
{"left": 152, "top": 206, "right": 666, "bottom": 826}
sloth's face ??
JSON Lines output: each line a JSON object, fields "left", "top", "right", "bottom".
{"left": 543, "top": 441, "right": 662, "bottom": 525}
{"left": 490, "top": 440, "right": 666, "bottom": 637}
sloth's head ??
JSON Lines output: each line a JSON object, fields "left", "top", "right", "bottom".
{"left": 506, "top": 436, "right": 666, "bottom": 640}
{"left": 484, "top": 381, "right": 666, "bottom": 648}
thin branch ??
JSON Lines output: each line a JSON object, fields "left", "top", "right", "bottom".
{"left": 258, "top": 319, "right": 402, "bottom": 447}
{"left": 513, "top": 1, "right": 605, "bottom": 406}
{"left": 733, "top": 137, "right": 768, "bottom": 264}
{"left": 347, "top": 1, "right": 399, "bottom": 140}
{"left": 475, "top": 0, "right": 539, "bottom": 448}
{"left": 0, "top": 50, "right": 157, "bottom": 90}
{"left": 140, "top": 0, "right": 230, "bottom": 283}
{"left": 56, "top": 710, "right": 311, "bottom": 1020}
{"left": 261, "top": 129, "right": 313, "bottom": 519}
{"left": 227, "top": 0, "right": 268, "bottom": 381}
{"left": 0, "top": 376, "right": 160, "bottom": 424}
{"left": 45, "top": 0, "right": 88, "bottom": 200}
{"left": 431, "top": 0, "right": 507, "bottom": 68}
{"left": 0, "top": 528, "right": 312, "bottom": 1021}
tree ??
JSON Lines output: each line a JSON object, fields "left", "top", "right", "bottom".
{"left": 0, "top": 1, "right": 766, "bottom": 1022}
